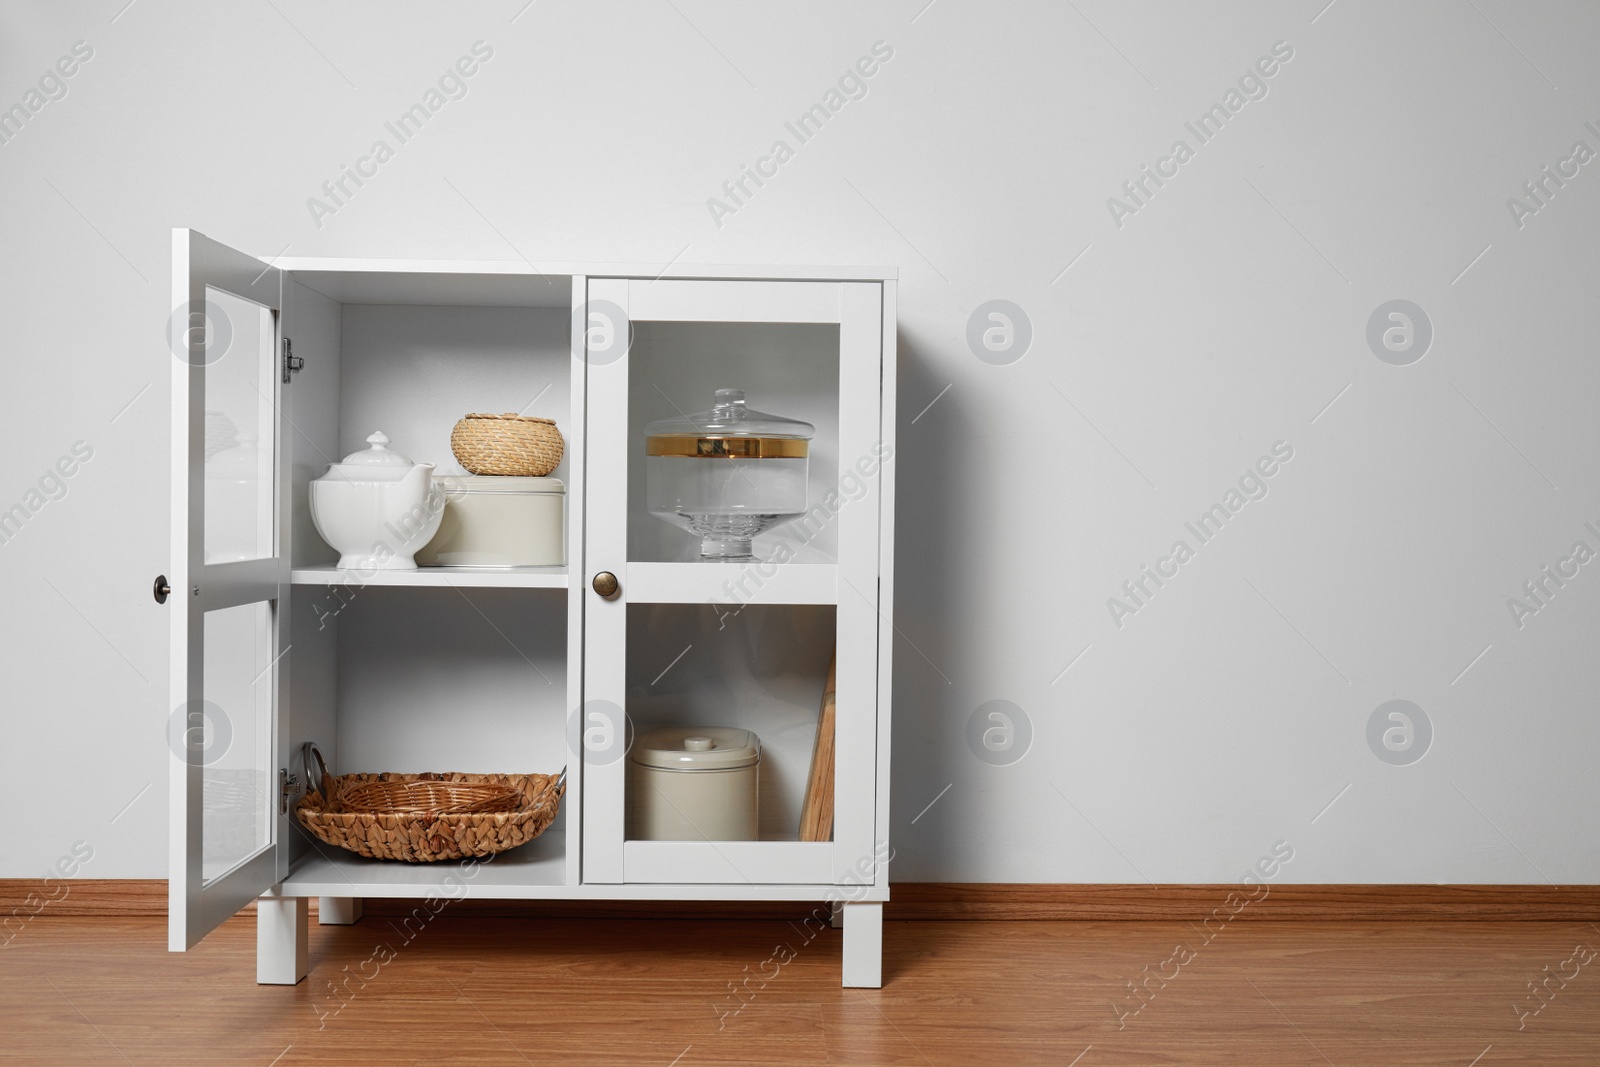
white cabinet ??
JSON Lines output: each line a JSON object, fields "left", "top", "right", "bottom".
{"left": 164, "top": 231, "right": 898, "bottom": 987}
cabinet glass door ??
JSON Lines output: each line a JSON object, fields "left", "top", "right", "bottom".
{"left": 581, "top": 277, "right": 884, "bottom": 886}
{"left": 168, "top": 230, "right": 291, "bottom": 950}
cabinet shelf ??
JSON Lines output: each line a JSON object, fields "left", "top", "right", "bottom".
{"left": 625, "top": 562, "right": 838, "bottom": 605}
{"left": 290, "top": 565, "right": 568, "bottom": 590}
{"left": 283, "top": 832, "right": 568, "bottom": 896}
{"left": 279, "top": 831, "right": 882, "bottom": 900}
{"left": 622, "top": 839, "right": 833, "bottom": 885}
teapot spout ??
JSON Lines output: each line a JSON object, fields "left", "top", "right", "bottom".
{"left": 375, "top": 463, "right": 444, "bottom": 566}
{"left": 401, "top": 462, "right": 435, "bottom": 494}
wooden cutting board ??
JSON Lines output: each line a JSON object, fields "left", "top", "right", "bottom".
{"left": 799, "top": 653, "right": 837, "bottom": 842}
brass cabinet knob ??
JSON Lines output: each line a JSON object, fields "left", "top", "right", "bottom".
{"left": 592, "top": 571, "right": 620, "bottom": 599}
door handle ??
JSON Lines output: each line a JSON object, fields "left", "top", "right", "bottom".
{"left": 153, "top": 574, "right": 171, "bottom": 604}
{"left": 592, "top": 571, "right": 620, "bottom": 599}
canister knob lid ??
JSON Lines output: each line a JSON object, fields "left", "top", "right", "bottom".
{"left": 630, "top": 727, "right": 760, "bottom": 769}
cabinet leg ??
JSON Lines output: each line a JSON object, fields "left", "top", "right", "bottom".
{"left": 318, "top": 897, "right": 363, "bottom": 925}
{"left": 841, "top": 902, "right": 883, "bottom": 988}
{"left": 257, "top": 896, "right": 308, "bottom": 986}
{"left": 830, "top": 900, "right": 844, "bottom": 929}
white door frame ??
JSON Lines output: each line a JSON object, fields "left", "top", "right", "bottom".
{"left": 579, "top": 276, "right": 884, "bottom": 886}
{"left": 168, "top": 229, "right": 292, "bottom": 950}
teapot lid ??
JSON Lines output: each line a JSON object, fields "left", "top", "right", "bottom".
{"left": 340, "top": 432, "right": 413, "bottom": 467}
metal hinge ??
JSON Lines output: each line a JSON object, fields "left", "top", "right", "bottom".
{"left": 279, "top": 768, "right": 301, "bottom": 814}
{"left": 282, "top": 337, "right": 304, "bottom": 383}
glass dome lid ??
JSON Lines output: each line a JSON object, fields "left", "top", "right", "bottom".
{"left": 645, "top": 389, "right": 813, "bottom": 458}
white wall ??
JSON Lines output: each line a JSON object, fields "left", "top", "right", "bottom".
{"left": 3, "top": 0, "right": 1597, "bottom": 883}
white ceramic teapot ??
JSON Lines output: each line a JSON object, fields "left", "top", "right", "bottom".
{"left": 309, "top": 432, "right": 444, "bottom": 571}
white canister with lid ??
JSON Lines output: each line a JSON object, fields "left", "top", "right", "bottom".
{"left": 628, "top": 726, "right": 760, "bottom": 841}
{"left": 415, "top": 475, "right": 564, "bottom": 567}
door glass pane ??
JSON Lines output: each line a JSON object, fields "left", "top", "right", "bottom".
{"left": 203, "top": 287, "right": 275, "bottom": 563}
{"left": 202, "top": 599, "right": 275, "bottom": 884}
{"left": 627, "top": 321, "right": 840, "bottom": 564}
{"left": 624, "top": 602, "right": 835, "bottom": 842}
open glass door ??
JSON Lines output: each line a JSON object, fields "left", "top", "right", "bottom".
{"left": 581, "top": 277, "right": 884, "bottom": 886}
{"left": 167, "top": 230, "right": 291, "bottom": 950}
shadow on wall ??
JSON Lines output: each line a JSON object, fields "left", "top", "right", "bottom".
{"left": 888, "top": 328, "right": 969, "bottom": 877}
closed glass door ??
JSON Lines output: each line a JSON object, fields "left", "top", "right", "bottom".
{"left": 580, "top": 277, "right": 885, "bottom": 886}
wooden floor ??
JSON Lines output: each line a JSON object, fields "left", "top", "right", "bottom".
{"left": 3, "top": 913, "right": 1599, "bottom": 1065}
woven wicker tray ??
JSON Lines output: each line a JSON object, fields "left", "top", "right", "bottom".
{"left": 295, "top": 745, "right": 565, "bottom": 863}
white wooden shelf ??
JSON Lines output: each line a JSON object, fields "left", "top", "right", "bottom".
{"left": 284, "top": 267, "right": 572, "bottom": 308}
{"left": 282, "top": 832, "right": 569, "bottom": 897}
{"left": 279, "top": 831, "right": 884, "bottom": 901}
{"left": 290, "top": 565, "right": 568, "bottom": 589}
{"left": 622, "top": 839, "right": 833, "bottom": 885}
{"left": 624, "top": 562, "right": 837, "bottom": 605}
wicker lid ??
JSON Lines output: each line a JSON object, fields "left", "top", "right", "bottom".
{"left": 464, "top": 412, "right": 556, "bottom": 425}
{"left": 630, "top": 726, "right": 760, "bottom": 770}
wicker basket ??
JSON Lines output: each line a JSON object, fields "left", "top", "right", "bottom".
{"left": 451, "top": 413, "right": 564, "bottom": 476}
{"left": 339, "top": 779, "right": 521, "bottom": 815}
{"left": 295, "top": 745, "right": 565, "bottom": 862}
